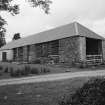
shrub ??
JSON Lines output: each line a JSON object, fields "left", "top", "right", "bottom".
{"left": 41, "top": 67, "right": 50, "bottom": 73}
{"left": 30, "top": 67, "right": 39, "bottom": 74}
{"left": 19, "top": 68, "right": 25, "bottom": 76}
{"left": 9, "top": 67, "right": 13, "bottom": 74}
{"left": 10, "top": 68, "right": 21, "bottom": 77}
{"left": 31, "top": 59, "right": 41, "bottom": 64}
{"left": 10, "top": 66, "right": 31, "bottom": 77}
{"left": 39, "top": 57, "right": 51, "bottom": 64}
{"left": 21, "top": 65, "right": 31, "bottom": 76}
{"left": 30, "top": 66, "right": 50, "bottom": 74}
{"left": 10, "top": 68, "right": 15, "bottom": 77}
{"left": 0, "top": 72, "right": 2, "bottom": 76}
{"left": 76, "top": 61, "right": 87, "bottom": 68}
{"left": 59, "top": 77, "right": 105, "bottom": 105}
{"left": 0, "top": 66, "right": 2, "bottom": 76}
{"left": 0, "top": 65, "right": 3, "bottom": 70}
{"left": 4, "top": 67, "right": 8, "bottom": 73}
{"left": 10, "top": 64, "right": 50, "bottom": 77}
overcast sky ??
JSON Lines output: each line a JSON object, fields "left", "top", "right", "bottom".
{"left": 1, "top": 0, "right": 105, "bottom": 42}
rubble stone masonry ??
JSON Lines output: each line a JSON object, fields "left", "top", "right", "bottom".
{"left": 59, "top": 36, "right": 82, "bottom": 65}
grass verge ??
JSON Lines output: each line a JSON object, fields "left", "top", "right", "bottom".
{"left": 0, "top": 77, "right": 90, "bottom": 105}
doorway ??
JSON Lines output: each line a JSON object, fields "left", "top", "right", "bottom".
{"left": 86, "top": 38, "right": 102, "bottom": 64}
{"left": 2, "top": 52, "right": 7, "bottom": 61}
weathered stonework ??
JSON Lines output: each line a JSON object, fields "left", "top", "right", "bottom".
{"left": 102, "top": 40, "right": 105, "bottom": 61}
{"left": 23, "top": 46, "right": 28, "bottom": 62}
{"left": 28, "top": 44, "right": 36, "bottom": 62}
{"left": 18, "top": 47, "right": 23, "bottom": 62}
{"left": 59, "top": 36, "right": 81, "bottom": 65}
{"left": 79, "top": 37, "right": 86, "bottom": 62}
{"left": 13, "top": 48, "right": 17, "bottom": 61}
{"left": 12, "top": 36, "right": 104, "bottom": 66}
{"left": 15, "top": 48, "right": 19, "bottom": 62}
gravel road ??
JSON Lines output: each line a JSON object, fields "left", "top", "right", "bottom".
{"left": 0, "top": 70, "right": 105, "bottom": 86}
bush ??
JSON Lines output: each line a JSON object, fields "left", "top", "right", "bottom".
{"left": 10, "top": 65, "right": 31, "bottom": 77}
{"left": 0, "top": 72, "right": 2, "bottom": 76}
{"left": 78, "top": 61, "right": 87, "bottom": 68}
{"left": 59, "top": 77, "right": 105, "bottom": 105}
{"left": 30, "top": 66, "right": 50, "bottom": 74}
{"left": 21, "top": 65, "right": 31, "bottom": 76}
{"left": 0, "top": 65, "right": 3, "bottom": 70}
{"left": 31, "top": 59, "right": 41, "bottom": 64}
{"left": 4, "top": 67, "right": 8, "bottom": 73}
{"left": 10, "top": 68, "right": 21, "bottom": 77}
{"left": 41, "top": 67, "right": 50, "bottom": 73}
{"left": 10, "top": 65, "right": 50, "bottom": 77}
{"left": 30, "top": 67, "right": 39, "bottom": 74}
{"left": 39, "top": 57, "right": 51, "bottom": 64}
{"left": 9, "top": 67, "right": 13, "bottom": 76}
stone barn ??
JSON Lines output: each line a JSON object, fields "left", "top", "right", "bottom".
{"left": 0, "top": 22, "right": 105, "bottom": 66}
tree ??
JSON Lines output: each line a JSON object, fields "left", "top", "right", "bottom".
{"left": 12, "top": 33, "right": 21, "bottom": 40}
{"left": 0, "top": 16, "right": 6, "bottom": 47}
{"left": 0, "top": 0, "right": 52, "bottom": 47}
{"left": 59, "top": 77, "right": 105, "bottom": 105}
{"left": 0, "top": 0, "right": 51, "bottom": 15}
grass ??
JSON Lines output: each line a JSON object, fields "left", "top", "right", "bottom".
{"left": 0, "top": 77, "right": 89, "bottom": 105}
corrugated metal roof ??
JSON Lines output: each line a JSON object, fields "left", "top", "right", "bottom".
{"left": 0, "top": 22, "right": 104, "bottom": 51}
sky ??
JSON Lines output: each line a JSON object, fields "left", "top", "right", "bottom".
{"left": 1, "top": 0, "right": 105, "bottom": 42}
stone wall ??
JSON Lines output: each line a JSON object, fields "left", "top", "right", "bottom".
{"left": 28, "top": 44, "right": 36, "bottom": 62}
{"left": 102, "top": 40, "right": 105, "bottom": 61}
{"left": 13, "top": 45, "right": 36, "bottom": 62}
{"left": 23, "top": 46, "right": 28, "bottom": 62}
{"left": 12, "top": 36, "right": 86, "bottom": 64}
{"left": 13, "top": 48, "right": 17, "bottom": 61}
{"left": 79, "top": 37, "right": 86, "bottom": 62}
{"left": 17, "top": 47, "right": 23, "bottom": 61}
{"left": 59, "top": 36, "right": 81, "bottom": 65}
{"left": 12, "top": 36, "right": 104, "bottom": 66}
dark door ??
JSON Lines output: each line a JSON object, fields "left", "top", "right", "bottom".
{"left": 2, "top": 52, "right": 7, "bottom": 61}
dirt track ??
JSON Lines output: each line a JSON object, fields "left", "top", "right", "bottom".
{"left": 0, "top": 70, "right": 105, "bottom": 86}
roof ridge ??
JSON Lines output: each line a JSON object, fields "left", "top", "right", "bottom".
{"left": 76, "top": 22, "right": 105, "bottom": 40}
{"left": 74, "top": 22, "right": 79, "bottom": 35}
{"left": 0, "top": 21, "right": 104, "bottom": 51}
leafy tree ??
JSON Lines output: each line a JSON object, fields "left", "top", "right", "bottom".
{"left": 0, "top": 0, "right": 52, "bottom": 47}
{"left": 12, "top": 33, "right": 21, "bottom": 40}
{"left": 0, "top": 16, "right": 6, "bottom": 47}
{"left": 59, "top": 77, "right": 105, "bottom": 105}
{"left": 0, "top": 0, "right": 51, "bottom": 15}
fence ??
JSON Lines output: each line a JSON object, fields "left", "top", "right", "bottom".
{"left": 86, "top": 55, "right": 103, "bottom": 65}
